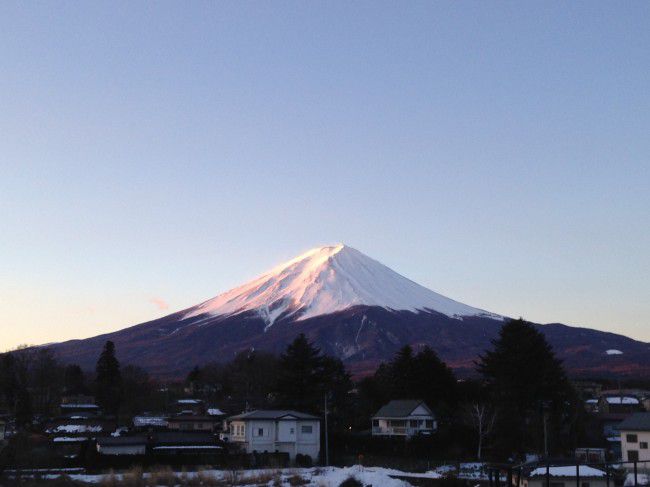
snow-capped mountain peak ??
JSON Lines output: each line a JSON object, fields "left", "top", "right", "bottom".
{"left": 185, "top": 244, "right": 501, "bottom": 326}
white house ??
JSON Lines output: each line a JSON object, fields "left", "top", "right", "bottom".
{"left": 371, "top": 399, "right": 436, "bottom": 438}
{"left": 224, "top": 410, "right": 320, "bottom": 461}
{"left": 619, "top": 412, "right": 650, "bottom": 464}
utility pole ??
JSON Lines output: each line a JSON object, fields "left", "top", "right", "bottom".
{"left": 543, "top": 409, "right": 549, "bottom": 458}
{"left": 324, "top": 393, "right": 330, "bottom": 466}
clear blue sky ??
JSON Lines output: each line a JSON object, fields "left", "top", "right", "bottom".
{"left": 1, "top": 1, "right": 649, "bottom": 349}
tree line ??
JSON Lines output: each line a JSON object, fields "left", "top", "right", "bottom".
{"left": 1, "top": 318, "right": 591, "bottom": 461}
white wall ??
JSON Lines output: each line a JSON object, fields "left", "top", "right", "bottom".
{"left": 620, "top": 430, "right": 650, "bottom": 463}
{"left": 228, "top": 418, "right": 320, "bottom": 461}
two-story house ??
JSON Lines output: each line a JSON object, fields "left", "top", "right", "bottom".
{"left": 619, "top": 412, "right": 650, "bottom": 463}
{"left": 371, "top": 399, "right": 436, "bottom": 438}
{"left": 224, "top": 410, "right": 320, "bottom": 461}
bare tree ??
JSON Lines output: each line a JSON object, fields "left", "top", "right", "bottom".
{"left": 465, "top": 402, "right": 497, "bottom": 460}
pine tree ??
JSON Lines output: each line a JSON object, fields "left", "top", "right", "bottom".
{"left": 477, "top": 318, "right": 571, "bottom": 457}
{"left": 275, "top": 334, "right": 325, "bottom": 412}
{"left": 95, "top": 341, "right": 122, "bottom": 415}
{"left": 412, "top": 346, "right": 457, "bottom": 417}
{"left": 371, "top": 345, "right": 457, "bottom": 418}
{"left": 64, "top": 364, "right": 86, "bottom": 395}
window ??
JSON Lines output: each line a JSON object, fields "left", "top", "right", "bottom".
{"left": 301, "top": 425, "right": 313, "bottom": 434}
{"left": 410, "top": 420, "right": 419, "bottom": 428}
{"left": 640, "top": 442, "right": 648, "bottom": 449}
{"left": 372, "top": 420, "right": 379, "bottom": 427}
{"left": 255, "top": 428, "right": 264, "bottom": 437}
{"left": 290, "top": 428, "right": 295, "bottom": 434}
{"left": 627, "top": 434, "right": 638, "bottom": 443}
{"left": 425, "top": 420, "right": 433, "bottom": 429}
{"left": 628, "top": 450, "right": 639, "bottom": 462}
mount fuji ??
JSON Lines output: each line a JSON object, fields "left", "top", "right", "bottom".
{"left": 47, "top": 244, "right": 650, "bottom": 378}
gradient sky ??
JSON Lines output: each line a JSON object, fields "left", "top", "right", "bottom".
{"left": 1, "top": 1, "right": 649, "bottom": 350}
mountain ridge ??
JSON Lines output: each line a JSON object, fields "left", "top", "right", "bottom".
{"left": 43, "top": 245, "right": 650, "bottom": 378}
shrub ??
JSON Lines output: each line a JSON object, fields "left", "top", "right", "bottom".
{"left": 339, "top": 476, "right": 363, "bottom": 487}
{"left": 295, "top": 454, "right": 313, "bottom": 468}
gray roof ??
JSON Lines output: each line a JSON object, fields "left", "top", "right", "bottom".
{"left": 97, "top": 436, "right": 147, "bottom": 446}
{"left": 153, "top": 432, "right": 218, "bottom": 445}
{"left": 373, "top": 400, "right": 432, "bottom": 418}
{"left": 618, "top": 412, "right": 650, "bottom": 432}
{"left": 228, "top": 410, "right": 319, "bottom": 421}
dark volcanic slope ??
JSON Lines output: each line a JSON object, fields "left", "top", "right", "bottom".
{"left": 46, "top": 306, "right": 650, "bottom": 379}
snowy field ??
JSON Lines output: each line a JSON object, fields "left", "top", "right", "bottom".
{"left": 4, "top": 465, "right": 445, "bottom": 486}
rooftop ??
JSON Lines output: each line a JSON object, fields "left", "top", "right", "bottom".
{"left": 228, "top": 410, "right": 319, "bottom": 421}
{"left": 97, "top": 436, "right": 147, "bottom": 446}
{"left": 619, "top": 412, "right": 650, "bottom": 432}
{"left": 373, "top": 400, "right": 432, "bottom": 418}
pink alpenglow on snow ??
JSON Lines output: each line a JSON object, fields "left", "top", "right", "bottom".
{"left": 185, "top": 244, "right": 502, "bottom": 327}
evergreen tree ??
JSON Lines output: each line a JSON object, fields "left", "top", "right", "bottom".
{"left": 321, "top": 355, "right": 354, "bottom": 430}
{"left": 63, "top": 364, "right": 86, "bottom": 395}
{"left": 275, "top": 334, "right": 325, "bottom": 412}
{"left": 228, "top": 350, "right": 279, "bottom": 410}
{"left": 477, "top": 318, "right": 572, "bottom": 458}
{"left": 368, "top": 345, "right": 457, "bottom": 420}
{"left": 389, "top": 345, "right": 417, "bottom": 397}
{"left": 186, "top": 365, "right": 202, "bottom": 394}
{"left": 412, "top": 346, "right": 457, "bottom": 417}
{"left": 95, "top": 341, "right": 122, "bottom": 415}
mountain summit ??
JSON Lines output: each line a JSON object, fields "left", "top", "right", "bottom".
{"left": 186, "top": 244, "right": 501, "bottom": 327}
{"left": 46, "top": 244, "right": 650, "bottom": 378}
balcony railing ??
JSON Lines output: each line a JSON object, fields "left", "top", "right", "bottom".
{"left": 372, "top": 426, "right": 433, "bottom": 436}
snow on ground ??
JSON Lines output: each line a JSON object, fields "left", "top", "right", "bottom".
{"left": 26, "top": 465, "right": 442, "bottom": 486}
{"left": 625, "top": 473, "right": 650, "bottom": 486}
{"left": 49, "top": 424, "right": 103, "bottom": 434}
{"left": 606, "top": 396, "right": 639, "bottom": 405}
{"left": 185, "top": 244, "right": 502, "bottom": 326}
{"left": 51, "top": 437, "right": 90, "bottom": 443}
{"left": 606, "top": 349, "right": 623, "bottom": 355}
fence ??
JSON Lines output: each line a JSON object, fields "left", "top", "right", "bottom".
{"left": 487, "top": 461, "right": 650, "bottom": 487}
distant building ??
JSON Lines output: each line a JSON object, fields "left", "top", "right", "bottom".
{"left": 575, "top": 448, "right": 606, "bottom": 464}
{"left": 597, "top": 390, "right": 650, "bottom": 414}
{"left": 585, "top": 399, "right": 599, "bottom": 413}
{"left": 97, "top": 436, "right": 147, "bottom": 456}
{"left": 523, "top": 466, "right": 607, "bottom": 487}
{"left": 371, "top": 400, "right": 436, "bottom": 438}
{"left": 175, "top": 399, "right": 204, "bottom": 415}
{"left": 167, "top": 414, "right": 221, "bottom": 432}
{"left": 224, "top": 410, "right": 320, "bottom": 461}
{"left": 152, "top": 432, "right": 224, "bottom": 457}
{"left": 60, "top": 395, "right": 100, "bottom": 416}
{"left": 619, "top": 412, "right": 650, "bottom": 463}
{"left": 133, "top": 414, "right": 169, "bottom": 430}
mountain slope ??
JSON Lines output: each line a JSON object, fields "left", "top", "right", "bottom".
{"left": 45, "top": 244, "right": 650, "bottom": 378}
